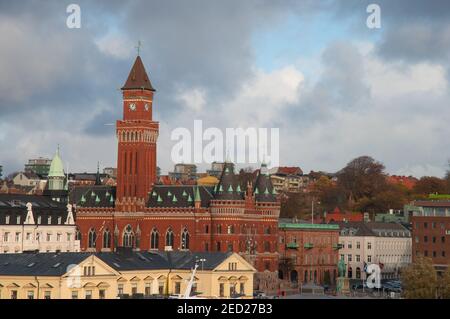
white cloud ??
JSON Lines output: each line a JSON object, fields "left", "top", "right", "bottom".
{"left": 176, "top": 88, "right": 207, "bottom": 112}
{"left": 95, "top": 32, "right": 134, "bottom": 60}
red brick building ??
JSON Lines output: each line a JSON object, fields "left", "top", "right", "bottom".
{"left": 411, "top": 200, "right": 450, "bottom": 275}
{"left": 72, "top": 55, "right": 280, "bottom": 290}
{"left": 323, "top": 207, "right": 364, "bottom": 223}
{"left": 278, "top": 220, "right": 340, "bottom": 286}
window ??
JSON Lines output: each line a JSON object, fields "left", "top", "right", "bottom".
{"left": 123, "top": 225, "right": 135, "bottom": 248}
{"left": 15, "top": 232, "right": 20, "bottom": 242}
{"left": 217, "top": 224, "right": 222, "bottom": 234}
{"left": 16, "top": 216, "right": 21, "bottom": 224}
{"left": 432, "top": 236, "right": 436, "bottom": 243}
{"left": 442, "top": 251, "right": 446, "bottom": 257}
{"left": 48, "top": 216, "right": 52, "bottom": 224}
{"left": 174, "top": 282, "right": 181, "bottom": 294}
{"left": 11, "top": 290, "right": 17, "bottom": 299}
{"left": 103, "top": 229, "right": 111, "bottom": 249}
{"left": 424, "top": 236, "right": 428, "bottom": 243}
{"left": 424, "top": 222, "right": 428, "bottom": 229}
{"left": 44, "top": 291, "right": 51, "bottom": 299}
{"left": 227, "top": 242, "right": 233, "bottom": 252}
{"left": 57, "top": 233, "right": 61, "bottom": 242}
{"left": 368, "top": 255, "right": 372, "bottom": 262}
{"left": 145, "top": 283, "right": 151, "bottom": 296}
{"left": 58, "top": 216, "right": 62, "bottom": 224}
{"left": 348, "top": 254, "right": 352, "bottom": 262}
{"left": 67, "top": 233, "right": 72, "bottom": 241}
{"left": 27, "top": 290, "right": 34, "bottom": 299}
{"left": 158, "top": 282, "right": 164, "bottom": 295}
{"left": 433, "top": 251, "right": 437, "bottom": 258}
{"left": 356, "top": 267, "right": 361, "bottom": 279}
{"left": 85, "top": 290, "right": 92, "bottom": 299}
{"left": 216, "top": 241, "right": 221, "bottom": 251}
{"left": 71, "top": 291, "right": 78, "bottom": 299}
{"left": 432, "top": 222, "right": 436, "bottom": 229}
{"left": 229, "top": 283, "right": 236, "bottom": 296}
{"left": 150, "top": 228, "right": 159, "bottom": 249}
{"left": 88, "top": 228, "right": 96, "bottom": 248}
{"left": 227, "top": 225, "right": 234, "bottom": 234}
{"left": 26, "top": 232, "right": 31, "bottom": 241}
{"left": 442, "top": 236, "right": 446, "bottom": 244}
{"left": 37, "top": 216, "right": 41, "bottom": 224}
{"left": 348, "top": 243, "right": 352, "bottom": 249}
{"left": 205, "top": 225, "right": 209, "bottom": 234}
{"left": 5, "top": 215, "right": 10, "bottom": 224}
{"left": 415, "top": 236, "right": 419, "bottom": 243}
{"left": 367, "top": 242, "right": 372, "bottom": 250}
{"left": 356, "top": 242, "right": 360, "bottom": 249}
{"left": 181, "top": 228, "right": 189, "bottom": 250}
{"left": 165, "top": 228, "right": 174, "bottom": 247}
{"left": 219, "top": 283, "right": 225, "bottom": 297}
{"left": 3, "top": 232, "right": 9, "bottom": 242}
{"left": 118, "top": 284, "right": 124, "bottom": 296}
{"left": 228, "top": 262, "right": 238, "bottom": 271}
{"left": 131, "top": 283, "right": 138, "bottom": 295}
{"left": 240, "top": 282, "right": 245, "bottom": 294}
{"left": 99, "top": 290, "right": 105, "bottom": 299}
{"left": 264, "top": 241, "right": 270, "bottom": 252}
{"left": 46, "top": 233, "right": 51, "bottom": 242}
{"left": 356, "top": 255, "right": 360, "bottom": 262}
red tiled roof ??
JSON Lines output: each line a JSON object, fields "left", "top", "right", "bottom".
{"left": 277, "top": 167, "right": 303, "bottom": 175}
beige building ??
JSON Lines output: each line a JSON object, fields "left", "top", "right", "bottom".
{"left": 336, "top": 222, "right": 411, "bottom": 281}
{"left": 0, "top": 251, "right": 255, "bottom": 299}
{"left": 0, "top": 194, "right": 80, "bottom": 253}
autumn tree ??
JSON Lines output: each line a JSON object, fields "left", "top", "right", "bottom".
{"left": 412, "top": 176, "right": 447, "bottom": 197}
{"left": 336, "top": 156, "right": 387, "bottom": 210}
{"left": 402, "top": 256, "right": 438, "bottom": 299}
{"left": 440, "top": 266, "right": 450, "bottom": 299}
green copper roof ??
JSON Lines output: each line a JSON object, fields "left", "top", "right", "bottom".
{"left": 152, "top": 191, "right": 157, "bottom": 197}
{"left": 167, "top": 191, "right": 172, "bottom": 197}
{"left": 264, "top": 187, "right": 269, "bottom": 195}
{"left": 91, "top": 191, "right": 95, "bottom": 197}
{"left": 255, "top": 187, "right": 259, "bottom": 195}
{"left": 95, "top": 195, "right": 100, "bottom": 204}
{"left": 48, "top": 147, "right": 65, "bottom": 177}
{"left": 236, "top": 185, "right": 241, "bottom": 192}
{"left": 187, "top": 194, "right": 193, "bottom": 202}
{"left": 157, "top": 195, "right": 163, "bottom": 203}
{"left": 172, "top": 195, "right": 178, "bottom": 202}
{"left": 219, "top": 185, "right": 223, "bottom": 192}
{"left": 110, "top": 195, "right": 114, "bottom": 203}
{"left": 80, "top": 195, "right": 86, "bottom": 203}
{"left": 194, "top": 186, "right": 201, "bottom": 202}
{"left": 227, "top": 185, "right": 233, "bottom": 193}
{"left": 182, "top": 190, "right": 187, "bottom": 197}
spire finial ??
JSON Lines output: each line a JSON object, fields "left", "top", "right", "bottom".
{"left": 135, "top": 40, "right": 142, "bottom": 56}
{"left": 57, "top": 144, "right": 60, "bottom": 155}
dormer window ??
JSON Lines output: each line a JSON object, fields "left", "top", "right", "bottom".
{"left": 48, "top": 216, "right": 52, "bottom": 224}
{"left": 37, "top": 216, "right": 41, "bottom": 224}
{"left": 58, "top": 217, "right": 62, "bottom": 225}
{"left": 16, "top": 216, "right": 21, "bottom": 224}
{"left": 5, "top": 215, "right": 10, "bottom": 224}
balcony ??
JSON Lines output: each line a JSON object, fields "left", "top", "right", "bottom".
{"left": 286, "top": 242, "right": 299, "bottom": 249}
{"left": 303, "top": 243, "right": 314, "bottom": 249}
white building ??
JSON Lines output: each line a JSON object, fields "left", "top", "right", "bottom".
{"left": 0, "top": 194, "right": 80, "bottom": 253}
{"left": 336, "top": 222, "right": 411, "bottom": 281}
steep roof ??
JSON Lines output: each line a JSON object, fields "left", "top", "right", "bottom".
{"left": 213, "top": 162, "right": 244, "bottom": 200}
{"left": 253, "top": 164, "right": 277, "bottom": 202}
{"left": 48, "top": 148, "right": 65, "bottom": 178}
{"left": 69, "top": 185, "right": 116, "bottom": 208}
{"left": 121, "top": 56, "right": 155, "bottom": 91}
{"left": 147, "top": 185, "right": 213, "bottom": 208}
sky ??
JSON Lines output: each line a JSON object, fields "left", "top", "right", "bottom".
{"left": 1, "top": 0, "right": 450, "bottom": 177}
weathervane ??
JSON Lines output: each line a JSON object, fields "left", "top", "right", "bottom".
{"left": 135, "top": 40, "right": 142, "bottom": 56}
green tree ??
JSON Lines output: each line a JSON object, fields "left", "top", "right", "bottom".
{"left": 401, "top": 257, "right": 438, "bottom": 299}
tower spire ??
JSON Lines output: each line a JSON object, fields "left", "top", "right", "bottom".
{"left": 95, "top": 161, "right": 101, "bottom": 185}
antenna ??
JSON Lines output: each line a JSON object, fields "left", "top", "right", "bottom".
{"left": 135, "top": 40, "right": 142, "bottom": 56}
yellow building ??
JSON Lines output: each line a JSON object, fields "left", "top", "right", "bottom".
{"left": 0, "top": 251, "right": 255, "bottom": 299}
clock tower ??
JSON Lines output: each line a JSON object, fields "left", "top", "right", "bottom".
{"left": 116, "top": 55, "right": 158, "bottom": 211}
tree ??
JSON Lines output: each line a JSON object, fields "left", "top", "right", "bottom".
{"left": 412, "top": 176, "right": 447, "bottom": 197}
{"left": 336, "top": 156, "right": 387, "bottom": 210}
{"left": 401, "top": 257, "right": 438, "bottom": 299}
{"left": 440, "top": 267, "right": 450, "bottom": 299}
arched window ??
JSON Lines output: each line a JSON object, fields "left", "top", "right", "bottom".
{"left": 165, "top": 228, "right": 174, "bottom": 247}
{"left": 123, "top": 225, "right": 135, "bottom": 248}
{"left": 75, "top": 227, "right": 82, "bottom": 241}
{"left": 103, "top": 229, "right": 111, "bottom": 249}
{"left": 227, "top": 225, "right": 234, "bottom": 234}
{"left": 88, "top": 228, "right": 96, "bottom": 248}
{"left": 181, "top": 228, "right": 189, "bottom": 250}
{"left": 348, "top": 267, "right": 353, "bottom": 279}
{"left": 150, "top": 228, "right": 159, "bottom": 249}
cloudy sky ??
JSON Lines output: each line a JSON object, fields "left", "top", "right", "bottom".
{"left": 1, "top": 0, "right": 450, "bottom": 177}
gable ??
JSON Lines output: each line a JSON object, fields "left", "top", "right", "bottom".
{"left": 213, "top": 253, "right": 256, "bottom": 272}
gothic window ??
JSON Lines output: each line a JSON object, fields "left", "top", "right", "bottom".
{"left": 150, "top": 228, "right": 159, "bottom": 249}
{"left": 88, "top": 228, "right": 96, "bottom": 248}
{"left": 75, "top": 227, "right": 82, "bottom": 241}
{"left": 165, "top": 228, "right": 174, "bottom": 247}
{"left": 103, "top": 229, "right": 111, "bottom": 249}
{"left": 181, "top": 228, "right": 190, "bottom": 250}
{"left": 217, "top": 224, "right": 222, "bottom": 234}
{"left": 123, "top": 225, "right": 135, "bottom": 248}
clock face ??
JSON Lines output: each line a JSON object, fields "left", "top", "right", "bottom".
{"left": 144, "top": 103, "right": 150, "bottom": 111}
{"left": 129, "top": 103, "right": 136, "bottom": 111}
